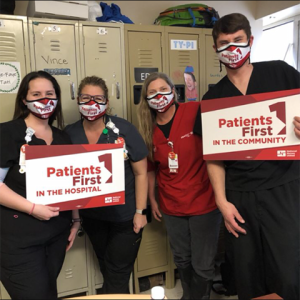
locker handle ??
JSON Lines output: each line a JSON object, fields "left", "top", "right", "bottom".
{"left": 70, "top": 82, "right": 75, "bottom": 100}
{"left": 116, "top": 82, "right": 120, "bottom": 100}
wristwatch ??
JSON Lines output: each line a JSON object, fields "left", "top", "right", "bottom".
{"left": 136, "top": 208, "right": 148, "bottom": 215}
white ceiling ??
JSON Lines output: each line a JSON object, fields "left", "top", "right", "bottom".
{"left": 262, "top": 3, "right": 300, "bottom": 26}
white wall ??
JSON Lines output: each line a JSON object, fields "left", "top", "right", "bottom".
{"left": 14, "top": 1, "right": 263, "bottom": 61}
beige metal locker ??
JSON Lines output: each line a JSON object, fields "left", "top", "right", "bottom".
{"left": 28, "top": 18, "right": 81, "bottom": 126}
{"left": 57, "top": 235, "right": 92, "bottom": 298}
{"left": 0, "top": 282, "right": 10, "bottom": 300}
{"left": 200, "top": 29, "right": 226, "bottom": 98}
{"left": 164, "top": 27, "right": 201, "bottom": 102}
{"left": 124, "top": 25, "right": 164, "bottom": 127}
{"left": 133, "top": 217, "right": 175, "bottom": 294}
{"left": 0, "top": 15, "right": 30, "bottom": 123}
{"left": 79, "top": 21, "right": 126, "bottom": 119}
{"left": 124, "top": 25, "right": 176, "bottom": 293}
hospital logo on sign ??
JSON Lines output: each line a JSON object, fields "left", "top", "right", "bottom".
{"left": 277, "top": 150, "right": 286, "bottom": 157}
{"left": 105, "top": 197, "right": 113, "bottom": 203}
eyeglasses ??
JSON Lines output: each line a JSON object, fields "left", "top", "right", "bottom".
{"left": 78, "top": 94, "right": 107, "bottom": 104}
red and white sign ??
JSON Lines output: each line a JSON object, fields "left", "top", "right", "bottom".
{"left": 25, "top": 144, "right": 125, "bottom": 211}
{"left": 201, "top": 89, "right": 300, "bottom": 160}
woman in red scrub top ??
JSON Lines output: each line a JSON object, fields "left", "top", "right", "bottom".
{"left": 138, "top": 72, "right": 221, "bottom": 300}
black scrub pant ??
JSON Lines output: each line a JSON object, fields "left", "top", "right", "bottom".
{"left": 163, "top": 208, "right": 222, "bottom": 280}
{"left": 226, "top": 179, "right": 299, "bottom": 300}
{"left": 0, "top": 229, "right": 69, "bottom": 299}
{"left": 82, "top": 218, "right": 143, "bottom": 294}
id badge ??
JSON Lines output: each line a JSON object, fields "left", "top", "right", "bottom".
{"left": 168, "top": 152, "right": 178, "bottom": 173}
{"left": 19, "top": 144, "right": 28, "bottom": 174}
{"left": 115, "top": 137, "right": 129, "bottom": 160}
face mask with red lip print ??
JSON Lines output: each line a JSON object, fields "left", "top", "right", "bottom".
{"left": 216, "top": 41, "right": 251, "bottom": 69}
{"left": 25, "top": 97, "right": 58, "bottom": 119}
{"left": 78, "top": 100, "right": 107, "bottom": 121}
{"left": 146, "top": 91, "right": 174, "bottom": 113}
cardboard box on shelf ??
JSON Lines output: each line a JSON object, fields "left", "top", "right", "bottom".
{"left": 27, "top": 1, "right": 89, "bottom": 20}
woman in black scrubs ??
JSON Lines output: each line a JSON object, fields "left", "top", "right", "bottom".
{"left": 0, "top": 71, "right": 80, "bottom": 299}
{"left": 65, "top": 76, "right": 148, "bottom": 294}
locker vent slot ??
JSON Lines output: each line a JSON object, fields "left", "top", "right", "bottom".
{"left": 98, "top": 42, "right": 107, "bottom": 53}
{"left": 50, "top": 40, "right": 60, "bottom": 52}
{"left": 63, "top": 268, "right": 74, "bottom": 279}
{"left": 176, "top": 51, "right": 192, "bottom": 68}
{"left": 143, "top": 239, "right": 160, "bottom": 256}
{"left": 213, "top": 54, "right": 220, "bottom": 68}
{"left": 138, "top": 50, "right": 153, "bottom": 67}
{"left": 0, "top": 32, "right": 17, "bottom": 61}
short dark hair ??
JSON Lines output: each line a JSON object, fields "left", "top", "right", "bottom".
{"left": 77, "top": 76, "right": 110, "bottom": 115}
{"left": 13, "top": 71, "right": 64, "bottom": 129}
{"left": 77, "top": 76, "right": 109, "bottom": 100}
{"left": 212, "top": 13, "right": 252, "bottom": 46}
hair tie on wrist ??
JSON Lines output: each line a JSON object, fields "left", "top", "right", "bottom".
{"left": 72, "top": 218, "right": 82, "bottom": 223}
{"left": 29, "top": 203, "right": 35, "bottom": 215}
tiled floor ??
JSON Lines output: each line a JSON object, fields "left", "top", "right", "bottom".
{"left": 139, "top": 261, "right": 239, "bottom": 300}
{"left": 140, "top": 278, "right": 238, "bottom": 299}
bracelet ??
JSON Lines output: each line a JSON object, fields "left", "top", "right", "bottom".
{"left": 72, "top": 218, "right": 82, "bottom": 223}
{"left": 29, "top": 203, "right": 35, "bottom": 215}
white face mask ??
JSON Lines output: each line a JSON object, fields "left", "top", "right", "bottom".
{"left": 25, "top": 98, "right": 58, "bottom": 119}
{"left": 217, "top": 42, "right": 251, "bottom": 69}
{"left": 78, "top": 100, "right": 107, "bottom": 121}
{"left": 146, "top": 91, "right": 175, "bottom": 113}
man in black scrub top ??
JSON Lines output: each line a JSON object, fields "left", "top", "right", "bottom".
{"left": 202, "top": 13, "right": 300, "bottom": 300}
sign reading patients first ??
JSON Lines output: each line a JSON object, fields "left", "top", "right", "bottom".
{"left": 201, "top": 89, "right": 300, "bottom": 160}
{"left": 26, "top": 144, "right": 125, "bottom": 211}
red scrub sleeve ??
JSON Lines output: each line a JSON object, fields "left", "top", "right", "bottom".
{"left": 147, "top": 159, "right": 156, "bottom": 172}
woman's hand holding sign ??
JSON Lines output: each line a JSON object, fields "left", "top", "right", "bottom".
{"left": 31, "top": 204, "right": 60, "bottom": 221}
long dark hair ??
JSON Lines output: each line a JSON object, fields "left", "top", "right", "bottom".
{"left": 13, "top": 71, "right": 64, "bottom": 129}
{"left": 137, "top": 72, "right": 178, "bottom": 161}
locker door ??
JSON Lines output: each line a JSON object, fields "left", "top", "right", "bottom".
{"left": 28, "top": 19, "right": 80, "bottom": 125}
{"left": 92, "top": 250, "right": 104, "bottom": 290}
{"left": 204, "top": 33, "right": 226, "bottom": 94}
{"left": 167, "top": 33, "right": 200, "bottom": 102}
{"left": 81, "top": 23, "right": 125, "bottom": 118}
{"left": 0, "top": 15, "right": 30, "bottom": 123}
{"left": 57, "top": 235, "right": 89, "bottom": 297}
{"left": 0, "top": 282, "right": 10, "bottom": 299}
{"left": 127, "top": 31, "right": 163, "bottom": 127}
